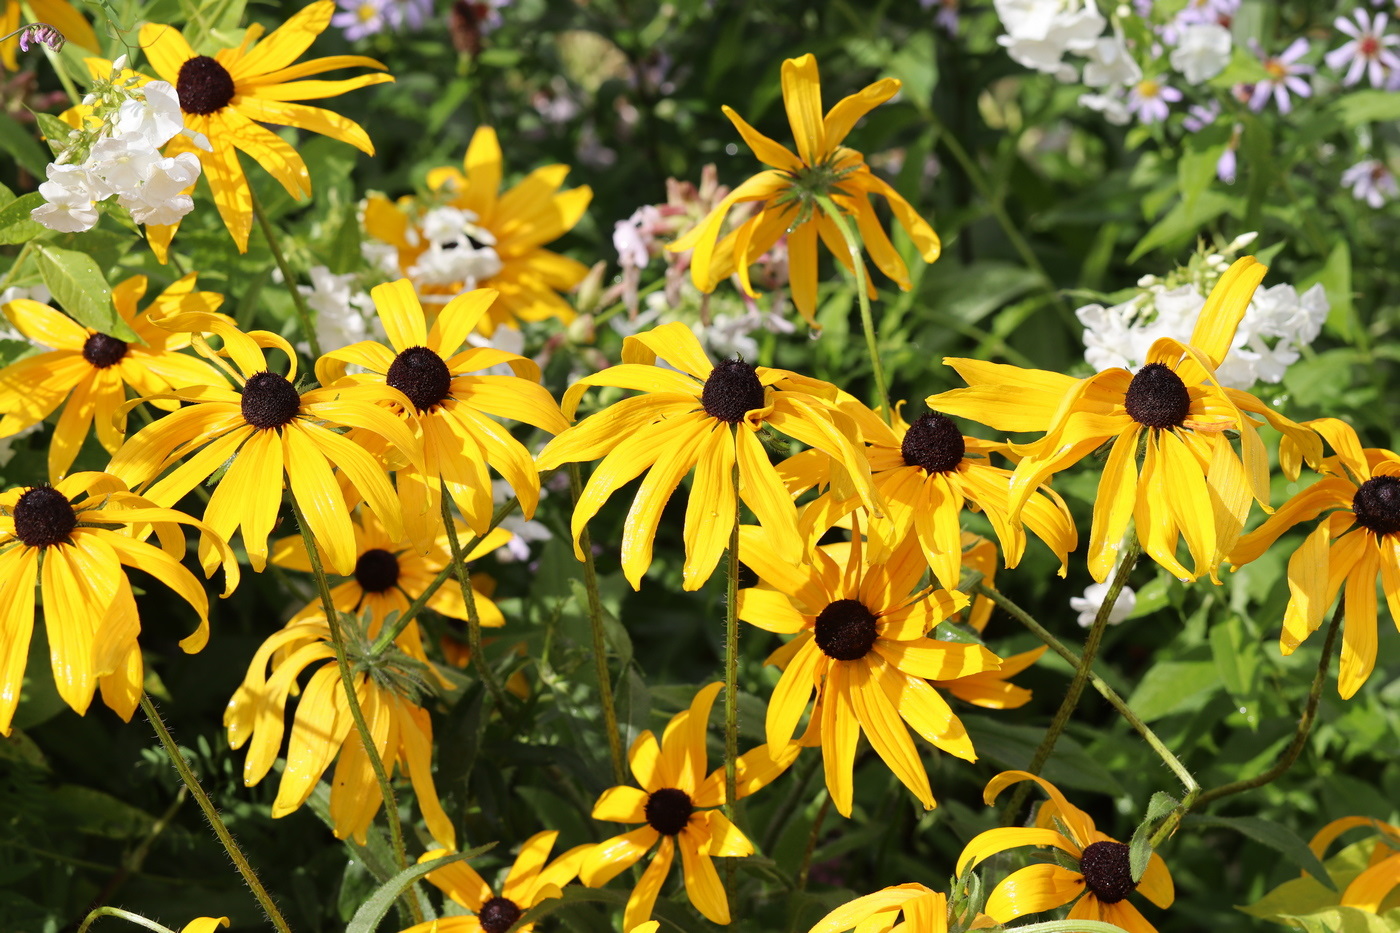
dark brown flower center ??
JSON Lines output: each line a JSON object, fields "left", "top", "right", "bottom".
{"left": 82, "top": 333, "right": 128, "bottom": 368}
{"left": 1353, "top": 475, "right": 1400, "bottom": 537}
{"left": 1123, "top": 362, "right": 1191, "bottom": 429}
{"left": 386, "top": 346, "right": 453, "bottom": 413}
{"left": 901, "top": 413, "right": 966, "bottom": 473}
{"left": 354, "top": 548, "right": 401, "bottom": 592}
{"left": 477, "top": 896, "right": 522, "bottom": 933}
{"left": 12, "top": 485, "right": 77, "bottom": 548}
{"left": 176, "top": 55, "right": 236, "bottom": 115}
{"left": 700, "top": 358, "right": 765, "bottom": 424}
{"left": 241, "top": 371, "right": 302, "bottom": 430}
{"left": 813, "top": 598, "right": 879, "bottom": 661}
{"left": 644, "top": 786, "right": 694, "bottom": 836}
{"left": 1079, "top": 840, "right": 1136, "bottom": 904}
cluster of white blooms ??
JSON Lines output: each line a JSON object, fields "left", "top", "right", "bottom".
{"left": 1070, "top": 581, "right": 1137, "bottom": 628}
{"left": 405, "top": 205, "right": 503, "bottom": 289}
{"left": 296, "top": 266, "right": 383, "bottom": 353}
{"left": 1076, "top": 235, "right": 1329, "bottom": 389}
{"left": 31, "top": 58, "right": 209, "bottom": 233}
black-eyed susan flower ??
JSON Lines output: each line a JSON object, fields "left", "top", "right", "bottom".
{"left": 1228, "top": 418, "right": 1400, "bottom": 698}
{"left": 536, "top": 321, "right": 880, "bottom": 590}
{"left": 1308, "top": 816, "right": 1400, "bottom": 913}
{"left": 580, "top": 682, "right": 797, "bottom": 929}
{"left": 933, "top": 645, "right": 1045, "bottom": 710}
{"left": 362, "top": 125, "right": 592, "bottom": 334}
{"left": 807, "top": 883, "right": 948, "bottom": 933}
{"left": 88, "top": 1, "right": 393, "bottom": 258}
{"left": 397, "top": 831, "right": 588, "bottom": 933}
{"left": 224, "top": 613, "right": 454, "bottom": 846}
{"left": 669, "top": 53, "right": 940, "bottom": 329}
{"left": 107, "top": 312, "right": 421, "bottom": 576}
{"left": 933, "top": 257, "right": 1321, "bottom": 584}
{"left": 958, "top": 771, "right": 1174, "bottom": 933}
{"left": 0, "top": 274, "right": 230, "bottom": 480}
{"left": 0, "top": 471, "right": 238, "bottom": 735}
{"left": 315, "top": 280, "right": 568, "bottom": 550}
{"left": 738, "top": 525, "right": 998, "bottom": 816}
{"left": 1, "top": 0, "right": 97, "bottom": 69}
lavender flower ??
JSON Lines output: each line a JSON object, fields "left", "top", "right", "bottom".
{"left": 1127, "top": 77, "right": 1182, "bottom": 124}
{"left": 9, "top": 22, "right": 65, "bottom": 53}
{"left": 1326, "top": 10, "right": 1400, "bottom": 87}
{"left": 1183, "top": 100, "right": 1221, "bottom": 132}
{"left": 1342, "top": 159, "right": 1398, "bottom": 208}
{"left": 1248, "top": 38, "right": 1314, "bottom": 113}
{"left": 331, "top": 0, "right": 391, "bottom": 39}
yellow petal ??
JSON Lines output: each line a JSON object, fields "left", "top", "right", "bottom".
{"left": 781, "top": 54, "right": 827, "bottom": 165}
{"left": 682, "top": 423, "right": 737, "bottom": 590}
{"left": 1339, "top": 541, "right": 1381, "bottom": 699}
{"left": 956, "top": 827, "right": 1078, "bottom": 875}
{"left": 369, "top": 279, "right": 429, "bottom": 351}
{"left": 847, "top": 660, "right": 933, "bottom": 809}
{"left": 1188, "top": 256, "right": 1266, "bottom": 370}
{"left": 622, "top": 836, "right": 673, "bottom": 932}
{"left": 984, "top": 863, "right": 1084, "bottom": 922}
{"left": 679, "top": 836, "right": 729, "bottom": 924}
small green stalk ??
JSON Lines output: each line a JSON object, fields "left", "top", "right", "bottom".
{"left": 249, "top": 187, "right": 322, "bottom": 360}
{"left": 76, "top": 906, "right": 175, "bottom": 933}
{"left": 814, "top": 194, "right": 891, "bottom": 424}
{"left": 440, "top": 485, "right": 512, "bottom": 714}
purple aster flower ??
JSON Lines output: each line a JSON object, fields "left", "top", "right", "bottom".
{"left": 1325, "top": 10, "right": 1400, "bottom": 87}
{"left": 1127, "top": 77, "right": 1182, "bottom": 124}
{"left": 331, "top": 0, "right": 390, "bottom": 39}
{"left": 1248, "top": 38, "right": 1314, "bottom": 113}
{"left": 1183, "top": 100, "right": 1221, "bottom": 132}
{"left": 1342, "top": 159, "right": 1398, "bottom": 208}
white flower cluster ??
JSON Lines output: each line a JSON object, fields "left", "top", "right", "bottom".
{"left": 406, "top": 205, "right": 503, "bottom": 290}
{"left": 296, "top": 266, "right": 383, "bottom": 353}
{"left": 32, "top": 58, "right": 210, "bottom": 233}
{"left": 1076, "top": 237, "right": 1329, "bottom": 389}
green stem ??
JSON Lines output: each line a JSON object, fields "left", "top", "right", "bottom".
{"left": 1001, "top": 536, "right": 1141, "bottom": 824}
{"left": 440, "top": 485, "right": 512, "bottom": 715}
{"left": 288, "top": 498, "right": 418, "bottom": 924}
{"left": 795, "top": 794, "right": 831, "bottom": 893}
{"left": 138, "top": 695, "right": 293, "bottom": 933}
{"left": 814, "top": 194, "right": 890, "bottom": 423}
{"left": 76, "top": 906, "right": 174, "bottom": 933}
{"left": 568, "top": 463, "right": 626, "bottom": 784}
{"left": 249, "top": 187, "right": 321, "bottom": 360}
{"left": 760, "top": 752, "right": 821, "bottom": 855}
{"left": 0, "top": 241, "right": 36, "bottom": 293}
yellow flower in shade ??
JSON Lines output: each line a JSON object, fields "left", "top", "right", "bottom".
{"left": 106, "top": 312, "right": 421, "bottom": 575}
{"left": 669, "top": 53, "right": 940, "bottom": 329}
{"left": 1309, "top": 817, "right": 1400, "bottom": 913}
{"left": 315, "top": 280, "right": 569, "bottom": 550}
{"left": 0, "top": 471, "right": 238, "bottom": 735}
{"left": 89, "top": 1, "right": 392, "bottom": 258}
{"left": 536, "top": 321, "right": 880, "bottom": 590}
{"left": 362, "top": 125, "right": 592, "bottom": 335}
{"left": 224, "top": 614, "right": 454, "bottom": 846}
{"left": 808, "top": 883, "right": 949, "bottom": 933}
{"left": 932, "top": 257, "right": 1321, "bottom": 584}
{"left": 1, "top": 0, "right": 98, "bottom": 70}
{"left": 580, "top": 682, "right": 798, "bottom": 929}
{"left": 958, "top": 771, "right": 1174, "bottom": 933}
{"left": 1227, "top": 418, "right": 1400, "bottom": 698}
{"left": 738, "top": 525, "right": 998, "bottom": 816}
{"left": 398, "top": 831, "right": 588, "bottom": 933}
{"left": 0, "top": 274, "right": 230, "bottom": 480}
{"left": 179, "top": 920, "right": 229, "bottom": 933}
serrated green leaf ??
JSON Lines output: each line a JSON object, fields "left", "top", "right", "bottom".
{"left": 1188, "top": 814, "right": 1335, "bottom": 889}
{"left": 344, "top": 845, "right": 494, "bottom": 933}
{"left": 34, "top": 244, "right": 135, "bottom": 340}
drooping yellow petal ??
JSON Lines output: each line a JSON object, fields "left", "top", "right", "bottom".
{"left": 622, "top": 836, "right": 673, "bottom": 933}
{"left": 956, "top": 828, "right": 1078, "bottom": 875}
{"left": 984, "top": 863, "right": 1084, "bottom": 921}
{"left": 1187, "top": 257, "right": 1267, "bottom": 370}
{"left": 1338, "top": 542, "right": 1381, "bottom": 699}
{"left": 679, "top": 837, "right": 729, "bottom": 924}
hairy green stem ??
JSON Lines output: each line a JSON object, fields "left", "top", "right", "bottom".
{"left": 440, "top": 485, "right": 513, "bottom": 715}
{"left": 139, "top": 695, "right": 293, "bottom": 933}
{"left": 76, "top": 906, "right": 174, "bottom": 933}
{"left": 815, "top": 194, "right": 890, "bottom": 423}
{"left": 249, "top": 188, "right": 321, "bottom": 360}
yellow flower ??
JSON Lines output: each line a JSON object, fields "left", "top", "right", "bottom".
{"left": 933, "top": 257, "right": 1320, "bottom": 583}
{"left": 106, "top": 312, "right": 421, "bottom": 575}
{"left": 669, "top": 53, "right": 940, "bottom": 329}
{"left": 738, "top": 525, "right": 997, "bottom": 816}
{"left": 536, "top": 321, "right": 879, "bottom": 590}
{"left": 1228, "top": 418, "right": 1400, "bottom": 698}
{"left": 933, "top": 645, "right": 1045, "bottom": 710}
{"left": 807, "top": 883, "right": 948, "bottom": 933}
{"left": 315, "top": 281, "right": 569, "bottom": 550}
{"left": 1309, "top": 817, "right": 1400, "bottom": 913}
{"left": 958, "top": 771, "right": 1174, "bottom": 933}
{"left": 0, "top": 274, "right": 230, "bottom": 480}
{"left": 178, "top": 920, "right": 229, "bottom": 933}
{"left": 362, "top": 126, "right": 592, "bottom": 335}
{"left": 90, "top": 1, "right": 393, "bottom": 258}
{"left": 224, "top": 614, "right": 454, "bottom": 846}
{"left": 1, "top": 0, "right": 98, "bottom": 70}
{"left": 0, "top": 471, "right": 237, "bottom": 735}
{"left": 580, "top": 682, "right": 797, "bottom": 929}
{"left": 398, "top": 831, "right": 587, "bottom": 933}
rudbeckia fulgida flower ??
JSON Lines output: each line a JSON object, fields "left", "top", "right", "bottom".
{"left": 959, "top": 771, "right": 1174, "bottom": 933}
{"left": 0, "top": 471, "right": 238, "bottom": 734}
{"left": 0, "top": 273, "right": 230, "bottom": 481}
{"left": 107, "top": 312, "right": 422, "bottom": 575}
{"left": 807, "top": 883, "right": 950, "bottom": 933}
{"left": 315, "top": 280, "right": 569, "bottom": 551}
{"left": 932, "top": 257, "right": 1321, "bottom": 584}
{"left": 669, "top": 53, "right": 940, "bottom": 329}
{"left": 536, "top": 321, "right": 880, "bottom": 590}
{"left": 1229, "top": 418, "right": 1400, "bottom": 698}
{"left": 1307, "top": 816, "right": 1400, "bottom": 913}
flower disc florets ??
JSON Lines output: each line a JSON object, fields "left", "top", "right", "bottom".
{"left": 81, "top": 332, "right": 128, "bottom": 368}
{"left": 241, "top": 371, "right": 302, "bottom": 429}
{"left": 700, "top": 358, "right": 765, "bottom": 423}
{"left": 813, "top": 598, "right": 879, "bottom": 661}
{"left": 1124, "top": 362, "right": 1191, "bottom": 429}
{"left": 354, "top": 548, "right": 400, "bottom": 593}
{"left": 644, "top": 787, "right": 694, "bottom": 835}
{"left": 1079, "top": 840, "right": 1136, "bottom": 904}
{"left": 901, "top": 413, "right": 966, "bottom": 473}
{"left": 1352, "top": 475, "right": 1400, "bottom": 537}
{"left": 386, "top": 346, "right": 453, "bottom": 413}
{"left": 12, "top": 486, "right": 78, "bottom": 548}
{"left": 477, "top": 896, "right": 523, "bottom": 933}
{"left": 176, "top": 55, "right": 236, "bottom": 115}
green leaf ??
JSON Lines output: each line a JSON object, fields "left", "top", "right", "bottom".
{"left": 1128, "top": 791, "right": 1179, "bottom": 882}
{"left": 888, "top": 32, "right": 938, "bottom": 109}
{"left": 962, "top": 716, "right": 1124, "bottom": 795}
{"left": 34, "top": 244, "right": 135, "bottom": 340}
{"left": 0, "top": 192, "right": 48, "bottom": 246}
{"left": 1187, "top": 814, "right": 1335, "bottom": 889}
{"left": 1300, "top": 241, "right": 1357, "bottom": 343}
{"left": 0, "top": 113, "right": 50, "bottom": 175}
{"left": 1125, "top": 661, "right": 1220, "bottom": 721}
{"left": 1241, "top": 838, "right": 1375, "bottom": 922}
{"left": 1210, "top": 615, "right": 1259, "bottom": 705}
{"left": 1128, "top": 190, "right": 1236, "bottom": 262}
{"left": 31, "top": 112, "right": 74, "bottom": 157}
{"left": 344, "top": 845, "right": 494, "bottom": 933}
{"left": 1277, "top": 907, "right": 1395, "bottom": 933}
{"left": 1336, "top": 90, "right": 1400, "bottom": 127}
